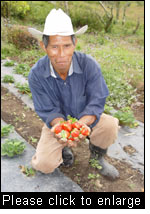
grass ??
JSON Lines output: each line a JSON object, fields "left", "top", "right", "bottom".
{"left": 78, "top": 33, "right": 143, "bottom": 109}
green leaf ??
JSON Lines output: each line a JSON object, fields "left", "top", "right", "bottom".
{"left": 1, "top": 139, "right": 26, "bottom": 157}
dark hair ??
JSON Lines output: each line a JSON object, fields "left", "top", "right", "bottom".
{"left": 42, "top": 34, "right": 76, "bottom": 48}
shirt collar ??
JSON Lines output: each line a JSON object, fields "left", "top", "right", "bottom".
{"left": 43, "top": 52, "right": 83, "bottom": 78}
{"left": 49, "top": 60, "right": 73, "bottom": 78}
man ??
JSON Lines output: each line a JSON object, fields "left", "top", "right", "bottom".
{"left": 28, "top": 8, "right": 119, "bottom": 180}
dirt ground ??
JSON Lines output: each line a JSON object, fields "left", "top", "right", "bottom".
{"left": 1, "top": 86, "right": 144, "bottom": 192}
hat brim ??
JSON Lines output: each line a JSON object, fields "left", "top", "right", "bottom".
{"left": 28, "top": 25, "right": 88, "bottom": 41}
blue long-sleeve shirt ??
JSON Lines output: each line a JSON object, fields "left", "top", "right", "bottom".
{"left": 28, "top": 51, "right": 109, "bottom": 128}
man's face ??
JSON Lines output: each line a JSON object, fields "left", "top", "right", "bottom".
{"left": 43, "top": 35, "right": 77, "bottom": 74}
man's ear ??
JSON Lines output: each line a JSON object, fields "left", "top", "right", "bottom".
{"left": 40, "top": 41, "right": 47, "bottom": 52}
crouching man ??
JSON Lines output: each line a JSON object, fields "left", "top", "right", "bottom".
{"left": 28, "top": 8, "right": 119, "bottom": 180}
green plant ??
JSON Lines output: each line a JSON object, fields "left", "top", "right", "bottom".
{"left": 19, "top": 165, "right": 36, "bottom": 176}
{"left": 15, "top": 82, "right": 32, "bottom": 98}
{"left": 89, "top": 159, "right": 102, "bottom": 170}
{"left": 1, "top": 1, "right": 30, "bottom": 18}
{"left": 29, "top": 136, "right": 38, "bottom": 143}
{"left": 113, "top": 107, "right": 138, "bottom": 127}
{"left": 1, "top": 139, "right": 26, "bottom": 157}
{"left": 1, "top": 125, "right": 14, "bottom": 137}
{"left": 1, "top": 42, "right": 21, "bottom": 59}
{"left": 3, "top": 75, "right": 15, "bottom": 83}
{"left": 14, "top": 63, "right": 30, "bottom": 77}
{"left": 4, "top": 60, "right": 15, "bottom": 66}
{"left": 88, "top": 173, "right": 100, "bottom": 179}
{"left": 104, "top": 104, "right": 114, "bottom": 115}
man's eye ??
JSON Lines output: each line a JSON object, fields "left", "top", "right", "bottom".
{"left": 65, "top": 44, "right": 71, "bottom": 48}
{"left": 52, "top": 46, "right": 58, "bottom": 49}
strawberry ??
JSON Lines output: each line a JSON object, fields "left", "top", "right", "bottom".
{"left": 60, "top": 130, "right": 70, "bottom": 139}
{"left": 54, "top": 124, "right": 62, "bottom": 134}
{"left": 72, "top": 122, "right": 82, "bottom": 130}
{"left": 80, "top": 127, "right": 90, "bottom": 136}
{"left": 71, "top": 128, "right": 80, "bottom": 138}
{"left": 62, "top": 121, "right": 72, "bottom": 132}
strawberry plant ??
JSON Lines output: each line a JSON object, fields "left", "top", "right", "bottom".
{"left": 14, "top": 63, "right": 30, "bottom": 77}
{"left": 113, "top": 107, "right": 138, "bottom": 127}
{"left": 4, "top": 60, "right": 15, "bottom": 66}
{"left": 19, "top": 165, "right": 36, "bottom": 177}
{"left": 1, "top": 139, "right": 26, "bottom": 157}
{"left": 1, "top": 124, "right": 14, "bottom": 137}
{"left": 15, "top": 82, "right": 32, "bottom": 98}
{"left": 3, "top": 75, "right": 15, "bottom": 83}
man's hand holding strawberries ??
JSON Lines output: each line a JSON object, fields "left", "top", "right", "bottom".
{"left": 51, "top": 116, "right": 91, "bottom": 147}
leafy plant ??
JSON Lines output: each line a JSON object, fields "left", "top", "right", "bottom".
{"left": 4, "top": 60, "right": 15, "bottom": 66}
{"left": 19, "top": 165, "right": 36, "bottom": 177}
{"left": 88, "top": 173, "right": 100, "bottom": 179}
{"left": 1, "top": 139, "right": 26, "bottom": 157}
{"left": 104, "top": 104, "right": 114, "bottom": 115}
{"left": 3, "top": 75, "right": 15, "bottom": 83}
{"left": 1, "top": 1, "right": 30, "bottom": 18}
{"left": 14, "top": 63, "right": 30, "bottom": 77}
{"left": 29, "top": 136, "right": 38, "bottom": 143}
{"left": 1, "top": 124, "right": 14, "bottom": 137}
{"left": 15, "top": 82, "right": 32, "bottom": 98}
{"left": 113, "top": 107, "right": 138, "bottom": 127}
{"left": 89, "top": 159, "right": 102, "bottom": 170}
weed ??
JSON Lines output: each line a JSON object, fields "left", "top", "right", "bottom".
{"left": 128, "top": 183, "right": 135, "bottom": 190}
{"left": 88, "top": 173, "right": 100, "bottom": 179}
{"left": 14, "top": 116, "right": 20, "bottom": 122}
{"left": 89, "top": 159, "right": 102, "bottom": 170}
{"left": 1, "top": 139, "right": 26, "bottom": 157}
{"left": 1, "top": 125, "right": 14, "bottom": 137}
{"left": 29, "top": 136, "right": 38, "bottom": 143}
{"left": 3, "top": 75, "right": 15, "bottom": 83}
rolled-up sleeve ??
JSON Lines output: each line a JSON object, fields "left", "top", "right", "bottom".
{"left": 28, "top": 73, "right": 65, "bottom": 128}
{"left": 78, "top": 57, "right": 109, "bottom": 128}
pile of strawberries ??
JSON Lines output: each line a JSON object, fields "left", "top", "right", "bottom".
{"left": 54, "top": 116, "right": 90, "bottom": 145}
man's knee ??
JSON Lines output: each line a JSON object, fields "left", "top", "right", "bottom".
{"left": 102, "top": 114, "right": 119, "bottom": 135}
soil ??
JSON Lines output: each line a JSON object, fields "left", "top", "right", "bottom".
{"left": 1, "top": 86, "right": 144, "bottom": 192}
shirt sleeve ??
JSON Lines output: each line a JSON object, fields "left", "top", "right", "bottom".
{"left": 77, "top": 56, "right": 109, "bottom": 128}
{"left": 28, "top": 72, "right": 65, "bottom": 128}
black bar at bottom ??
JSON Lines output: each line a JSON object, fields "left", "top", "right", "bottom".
{"left": 0, "top": 192, "right": 145, "bottom": 209}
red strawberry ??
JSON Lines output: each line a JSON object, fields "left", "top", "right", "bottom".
{"left": 62, "top": 121, "right": 72, "bottom": 132}
{"left": 72, "top": 122, "right": 82, "bottom": 130}
{"left": 80, "top": 127, "right": 90, "bottom": 136}
{"left": 54, "top": 124, "right": 62, "bottom": 134}
{"left": 71, "top": 128, "right": 80, "bottom": 138}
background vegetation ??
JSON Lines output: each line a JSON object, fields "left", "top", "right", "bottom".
{"left": 1, "top": 1, "right": 144, "bottom": 127}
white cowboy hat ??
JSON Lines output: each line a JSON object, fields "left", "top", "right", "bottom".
{"left": 28, "top": 8, "right": 88, "bottom": 40}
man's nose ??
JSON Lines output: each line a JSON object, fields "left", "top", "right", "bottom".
{"left": 59, "top": 47, "right": 65, "bottom": 57}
